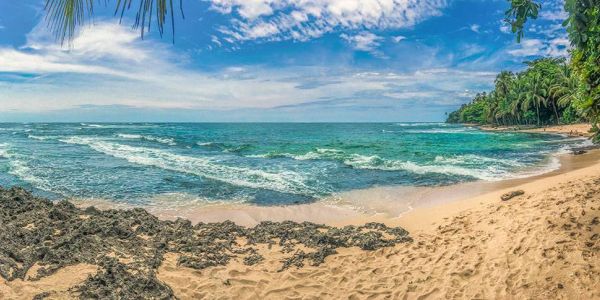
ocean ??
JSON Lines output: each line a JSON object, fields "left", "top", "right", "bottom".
{"left": 0, "top": 123, "right": 589, "bottom": 207}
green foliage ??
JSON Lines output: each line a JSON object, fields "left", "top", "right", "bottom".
{"left": 501, "top": 0, "right": 600, "bottom": 140}
{"left": 561, "top": 104, "right": 580, "bottom": 124}
{"left": 44, "top": 0, "right": 184, "bottom": 44}
{"left": 447, "top": 59, "right": 585, "bottom": 126}
{"left": 566, "top": 2, "right": 600, "bottom": 132}
{"left": 458, "top": 93, "right": 488, "bottom": 124}
{"left": 504, "top": 0, "right": 541, "bottom": 42}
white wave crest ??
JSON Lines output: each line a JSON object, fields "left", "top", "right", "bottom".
{"left": 434, "top": 154, "right": 525, "bottom": 167}
{"left": 0, "top": 143, "right": 53, "bottom": 191}
{"left": 60, "top": 137, "right": 321, "bottom": 196}
{"left": 404, "top": 128, "right": 485, "bottom": 134}
{"left": 117, "top": 133, "right": 176, "bottom": 146}
{"left": 346, "top": 155, "right": 508, "bottom": 181}
{"left": 28, "top": 135, "right": 54, "bottom": 141}
{"left": 394, "top": 122, "right": 448, "bottom": 127}
{"left": 0, "top": 143, "right": 8, "bottom": 158}
{"left": 247, "top": 148, "right": 539, "bottom": 181}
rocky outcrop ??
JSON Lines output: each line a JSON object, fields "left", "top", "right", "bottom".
{"left": 0, "top": 187, "right": 412, "bottom": 299}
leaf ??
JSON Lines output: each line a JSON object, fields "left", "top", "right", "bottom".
{"left": 44, "top": 0, "right": 184, "bottom": 44}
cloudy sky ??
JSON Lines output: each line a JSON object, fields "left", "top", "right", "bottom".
{"left": 0, "top": 0, "right": 569, "bottom": 122}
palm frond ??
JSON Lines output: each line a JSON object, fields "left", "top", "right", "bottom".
{"left": 44, "top": 0, "right": 184, "bottom": 44}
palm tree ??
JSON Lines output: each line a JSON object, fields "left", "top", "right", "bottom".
{"left": 506, "top": 0, "right": 600, "bottom": 141}
{"left": 44, "top": 0, "right": 184, "bottom": 43}
{"left": 549, "top": 64, "right": 580, "bottom": 123}
{"left": 494, "top": 71, "right": 514, "bottom": 98}
{"left": 543, "top": 76, "right": 561, "bottom": 124}
{"left": 522, "top": 73, "right": 547, "bottom": 126}
{"left": 509, "top": 82, "right": 525, "bottom": 125}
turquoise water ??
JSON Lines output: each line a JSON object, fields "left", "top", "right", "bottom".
{"left": 0, "top": 123, "right": 588, "bottom": 206}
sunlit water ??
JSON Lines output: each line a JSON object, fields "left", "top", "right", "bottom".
{"left": 0, "top": 123, "right": 589, "bottom": 207}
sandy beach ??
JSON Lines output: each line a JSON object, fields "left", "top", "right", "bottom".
{"left": 154, "top": 148, "right": 600, "bottom": 299}
{"left": 479, "top": 123, "right": 594, "bottom": 138}
{"left": 1, "top": 124, "right": 599, "bottom": 299}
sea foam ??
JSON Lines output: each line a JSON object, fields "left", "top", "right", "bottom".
{"left": 60, "top": 137, "right": 323, "bottom": 196}
{"left": 116, "top": 133, "right": 177, "bottom": 146}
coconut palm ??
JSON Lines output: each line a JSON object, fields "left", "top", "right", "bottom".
{"left": 521, "top": 73, "right": 548, "bottom": 126}
{"left": 494, "top": 71, "right": 514, "bottom": 98}
{"left": 509, "top": 80, "right": 526, "bottom": 125}
{"left": 549, "top": 64, "right": 580, "bottom": 122}
{"left": 506, "top": 0, "right": 600, "bottom": 140}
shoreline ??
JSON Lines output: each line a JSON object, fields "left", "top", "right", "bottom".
{"left": 73, "top": 147, "right": 600, "bottom": 229}
{"left": 71, "top": 124, "right": 599, "bottom": 228}
{"left": 155, "top": 145, "right": 599, "bottom": 299}
{"left": 475, "top": 122, "right": 593, "bottom": 138}
{"left": 2, "top": 123, "right": 599, "bottom": 299}
{"left": 3, "top": 144, "right": 597, "bottom": 299}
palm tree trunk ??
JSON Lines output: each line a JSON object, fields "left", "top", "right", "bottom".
{"left": 551, "top": 100, "right": 560, "bottom": 124}
{"left": 535, "top": 102, "right": 540, "bottom": 126}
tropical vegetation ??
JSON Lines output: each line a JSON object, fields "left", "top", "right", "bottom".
{"left": 449, "top": 0, "right": 600, "bottom": 142}
{"left": 446, "top": 58, "right": 585, "bottom": 126}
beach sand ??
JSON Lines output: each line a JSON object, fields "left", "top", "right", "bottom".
{"left": 1, "top": 124, "right": 599, "bottom": 299}
{"left": 151, "top": 150, "right": 600, "bottom": 299}
{"left": 479, "top": 123, "right": 593, "bottom": 137}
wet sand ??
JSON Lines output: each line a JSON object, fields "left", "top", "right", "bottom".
{"left": 72, "top": 147, "right": 600, "bottom": 229}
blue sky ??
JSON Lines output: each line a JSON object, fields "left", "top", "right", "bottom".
{"left": 0, "top": 0, "right": 570, "bottom": 122}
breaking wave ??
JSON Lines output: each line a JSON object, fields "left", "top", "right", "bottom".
{"left": 0, "top": 143, "right": 53, "bottom": 192}
{"left": 116, "top": 133, "right": 177, "bottom": 146}
{"left": 60, "top": 137, "right": 323, "bottom": 196}
{"left": 246, "top": 148, "right": 557, "bottom": 181}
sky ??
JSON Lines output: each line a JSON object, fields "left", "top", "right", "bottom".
{"left": 0, "top": 0, "right": 570, "bottom": 122}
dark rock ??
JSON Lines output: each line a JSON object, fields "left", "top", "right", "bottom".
{"left": 73, "top": 258, "right": 175, "bottom": 299}
{"left": 0, "top": 186, "right": 413, "bottom": 298}
{"left": 243, "top": 251, "right": 264, "bottom": 266}
{"left": 501, "top": 190, "right": 525, "bottom": 201}
{"left": 572, "top": 150, "right": 587, "bottom": 155}
{"left": 32, "top": 292, "right": 51, "bottom": 300}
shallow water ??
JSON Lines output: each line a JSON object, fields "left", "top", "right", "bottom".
{"left": 0, "top": 123, "right": 589, "bottom": 207}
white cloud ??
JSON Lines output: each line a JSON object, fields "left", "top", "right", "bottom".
{"left": 539, "top": 0, "right": 568, "bottom": 21}
{"left": 207, "top": 0, "right": 447, "bottom": 43}
{"left": 507, "top": 37, "right": 570, "bottom": 57}
{"left": 507, "top": 39, "right": 544, "bottom": 56}
{"left": 391, "top": 35, "right": 406, "bottom": 43}
{"left": 0, "top": 20, "right": 495, "bottom": 116}
{"left": 469, "top": 24, "right": 480, "bottom": 33}
{"left": 0, "top": 22, "right": 168, "bottom": 80}
{"left": 499, "top": 23, "right": 511, "bottom": 34}
{"left": 460, "top": 43, "right": 485, "bottom": 57}
{"left": 539, "top": 10, "right": 568, "bottom": 21}
{"left": 546, "top": 36, "right": 570, "bottom": 57}
{"left": 340, "top": 31, "right": 382, "bottom": 52}
{"left": 0, "top": 48, "right": 122, "bottom": 76}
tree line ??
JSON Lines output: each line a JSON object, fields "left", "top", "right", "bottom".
{"left": 446, "top": 58, "right": 583, "bottom": 126}
{"left": 448, "top": 0, "right": 599, "bottom": 142}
